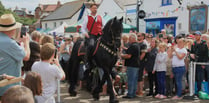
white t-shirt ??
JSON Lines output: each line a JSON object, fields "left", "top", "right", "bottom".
{"left": 172, "top": 48, "right": 187, "bottom": 67}
{"left": 32, "top": 61, "right": 63, "bottom": 103}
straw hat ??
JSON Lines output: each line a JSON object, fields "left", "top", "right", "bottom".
{"left": 0, "top": 14, "right": 22, "bottom": 31}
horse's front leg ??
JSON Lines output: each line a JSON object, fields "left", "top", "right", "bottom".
{"left": 92, "top": 70, "right": 107, "bottom": 100}
{"left": 106, "top": 72, "right": 119, "bottom": 103}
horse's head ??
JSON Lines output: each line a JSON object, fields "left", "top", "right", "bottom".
{"left": 102, "top": 16, "right": 123, "bottom": 48}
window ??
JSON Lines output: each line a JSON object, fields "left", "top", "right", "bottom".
{"left": 45, "top": 23, "right": 47, "bottom": 29}
{"left": 54, "top": 22, "right": 56, "bottom": 28}
{"left": 60, "top": 21, "right": 63, "bottom": 25}
{"left": 162, "top": 0, "right": 172, "bottom": 6}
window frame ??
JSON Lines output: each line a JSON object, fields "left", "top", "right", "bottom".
{"left": 162, "top": 0, "right": 172, "bottom": 6}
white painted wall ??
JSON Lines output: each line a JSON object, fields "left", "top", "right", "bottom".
{"left": 97, "top": 0, "right": 125, "bottom": 19}
{"left": 125, "top": 0, "right": 209, "bottom": 34}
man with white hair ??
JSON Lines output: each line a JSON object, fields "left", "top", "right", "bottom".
{"left": 0, "top": 14, "right": 30, "bottom": 96}
{"left": 121, "top": 33, "right": 140, "bottom": 99}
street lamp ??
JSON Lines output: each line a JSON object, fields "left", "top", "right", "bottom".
{"left": 136, "top": 0, "right": 143, "bottom": 32}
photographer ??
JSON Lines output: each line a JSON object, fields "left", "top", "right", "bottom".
{"left": 190, "top": 31, "right": 208, "bottom": 95}
{"left": 0, "top": 14, "right": 30, "bottom": 96}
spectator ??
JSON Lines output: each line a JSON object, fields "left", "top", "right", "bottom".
{"left": 59, "top": 37, "right": 73, "bottom": 81}
{"left": 31, "top": 31, "right": 41, "bottom": 43}
{"left": 145, "top": 39, "right": 158, "bottom": 97}
{"left": 22, "top": 31, "right": 41, "bottom": 72}
{"left": 24, "top": 72, "right": 42, "bottom": 103}
{"left": 161, "top": 29, "right": 166, "bottom": 36}
{"left": 136, "top": 32, "right": 147, "bottom": 97}
{"left": 40, "top": 35, "right": 54, "bottom": 46}
{"left": 0, "top": 14, "right": 30, "bottom": 96}
{"left": 72, "top": 32, "right": 81, "bottom": 43}
{"left": 190, "top": 31, "right": 208, "bottom": 95}
{"left": 153, "top": 42, "right": 167, "bottom": 99}
{"left": 121, "top": 33, "right": 140, "bottom": 99}
{"left": 1, "top": 85, "right": 34, "bottom": 103}
{"left": 0, "top": 74, "right": 15, "bottom": 81}
{"left": 170, "top": 38, "right": 187, "bottom": 99}
{"left": 32, "top": 43, "right": 65, "bottom": 103}
{"left": 201, "top": 34, "right": 209, "bottom": 94}
{"left": 121, "top": 34, "right": 129, "bottom": 54}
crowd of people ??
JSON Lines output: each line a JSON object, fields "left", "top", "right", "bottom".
{"left": 118, "top": 29, "right": 209, "bottom": 100}
{"left": 1, "top": 3, "right": 209, "bottom": 103}
{"left": 0, "top": 13, "right": 79, "bottom": 103}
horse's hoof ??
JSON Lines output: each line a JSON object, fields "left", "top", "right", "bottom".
{"left": 93, "top": 93, "right": 100, "bottom": 101}
{"left": 69, "top": 91, "right": 77, "bottom": 97}
{"left": 109, "top": 99, "right": 119, "bottom": 103}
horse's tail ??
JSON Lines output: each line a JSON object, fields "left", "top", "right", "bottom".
{"left": 68, "top": 39, "right": 83, "bottom": 90}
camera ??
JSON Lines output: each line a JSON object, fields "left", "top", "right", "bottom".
{"left": 20, "top": 26, "right": 27, "bottom": 38}
{"left": 54, "top": 49, "right": 57, "bottom": 58}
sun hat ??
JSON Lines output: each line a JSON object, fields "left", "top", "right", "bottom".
{"left": 0, "top": 14, "right": 22, "bottom": 31}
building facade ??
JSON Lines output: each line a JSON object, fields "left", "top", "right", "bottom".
{"left": 124, "top": 0, "right": 209, "bottom": 36}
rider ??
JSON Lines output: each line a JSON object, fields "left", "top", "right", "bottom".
{"left": 81, "top": 3, "right": 105, "bottom": 67}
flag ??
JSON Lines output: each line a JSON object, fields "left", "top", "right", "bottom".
{"left": 77, "top": 4, "right": 85, "bottom": 21}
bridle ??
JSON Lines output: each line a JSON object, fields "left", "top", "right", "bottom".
{"left": 98, "top": 19, "right": 121, "bottom": 56}
{"left": 107, "top": 19, "right": 121, "bottom": 49}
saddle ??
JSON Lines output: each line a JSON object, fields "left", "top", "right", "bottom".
{"left": 77, "top": 38, "right": 101, "bottom": 57}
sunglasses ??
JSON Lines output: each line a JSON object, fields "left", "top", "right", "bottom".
{"left": 163, "top": 38, "right": 168, "bottom": 39}
{"left": 137, "top": 35, "right": 142, "bottom": 37}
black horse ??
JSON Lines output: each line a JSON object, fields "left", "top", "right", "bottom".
{"left": 68, "top": 17, "right": 123, "bottom": 103}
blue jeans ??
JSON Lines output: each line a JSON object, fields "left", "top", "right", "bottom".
{"left": 205, "top": 65, "right": 209, "bottom": 92}
{"left": 196, "top": 65, "right": 204, "bottom": 92}
{"left": 172, "top": 66, "right": 186, "bottom": 97}
{"left": 156, "top": 71, "right": 166, "bottom": 95}
{"left": 127, "top": 67, "right": 139, "bottom": 97}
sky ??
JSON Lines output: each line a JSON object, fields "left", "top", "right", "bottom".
{"left": 1, "top": 0, "right": 74, "bottom": 11}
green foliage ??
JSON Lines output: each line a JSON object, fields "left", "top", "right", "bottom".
{"left": 0, "top": 1, "right": 37, "bottom": 25}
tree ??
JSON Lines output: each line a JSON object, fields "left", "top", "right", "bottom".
{"left": 87, "top": 0, "right": 95, "bottom": 3}
{"left": 0, "top": 1, "right": 37, "bottom": 25}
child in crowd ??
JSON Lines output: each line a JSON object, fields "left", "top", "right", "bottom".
{"left": 153, "top": 42, "right": 167, "bottom": 99}
{"left": 1, "top": 85, "right": 34, "bottom": 103}
{"left": 32, "top": 43, "right": 65, "bottom": 103}
{"left": 24, "top": 72, "right": 43, "bottom": 103}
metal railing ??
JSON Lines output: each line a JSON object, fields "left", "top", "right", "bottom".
{"left": 189, "top": 62, "right": 209, "bottom": 96}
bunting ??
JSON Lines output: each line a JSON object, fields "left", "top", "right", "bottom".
{"left": 146, "top": 6, "right": 184, "bottom": 18}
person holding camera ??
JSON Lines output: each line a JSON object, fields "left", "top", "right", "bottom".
{"left": 0, "top": 14, "right": 30, "bottom": 96}
{"left": 190, "top": 31, "right": 208, "bottom": 95}
{"left": 32, "top": 43, "right": 65, "bottom": 103}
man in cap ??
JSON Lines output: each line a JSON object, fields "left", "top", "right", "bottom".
{"left": 0, "top": 14, "right": 30, "bottom": 96}
{"left": 190, "top": 31, "right": 208, "bottom": 95}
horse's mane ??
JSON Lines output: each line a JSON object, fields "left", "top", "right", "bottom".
{"left": 102, "top": 18, "right": 113, "bottom": 34}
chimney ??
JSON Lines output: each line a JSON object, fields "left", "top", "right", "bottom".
{"left": 15, "top": 6, "right": 18, "bottom": 10}
{"left": 57, "top": 1, "right": 61, "bottom": 8}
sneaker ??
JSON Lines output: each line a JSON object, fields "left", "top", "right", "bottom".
{"left": 155, "top": 94, "right": 160, "bottom": 98}
{"left": 159, "top": 95, "right": 167, "bottom": 99}
{"left": 172, "top": 96, "right": 182, "bottom": 100}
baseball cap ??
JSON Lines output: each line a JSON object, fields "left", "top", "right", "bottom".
{"left": 193, "top": 31, "right": 202, "bottom": 35}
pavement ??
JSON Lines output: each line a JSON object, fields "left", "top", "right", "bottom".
{"left": 55, "top": 83, "right": 209, "bottom": 103}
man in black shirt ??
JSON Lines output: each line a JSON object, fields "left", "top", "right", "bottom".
{"left": 121, "top": 33, "right": 140, "bottom": 98}
{"left": 190, "top": 31, "right": 208, "bottom": 94}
